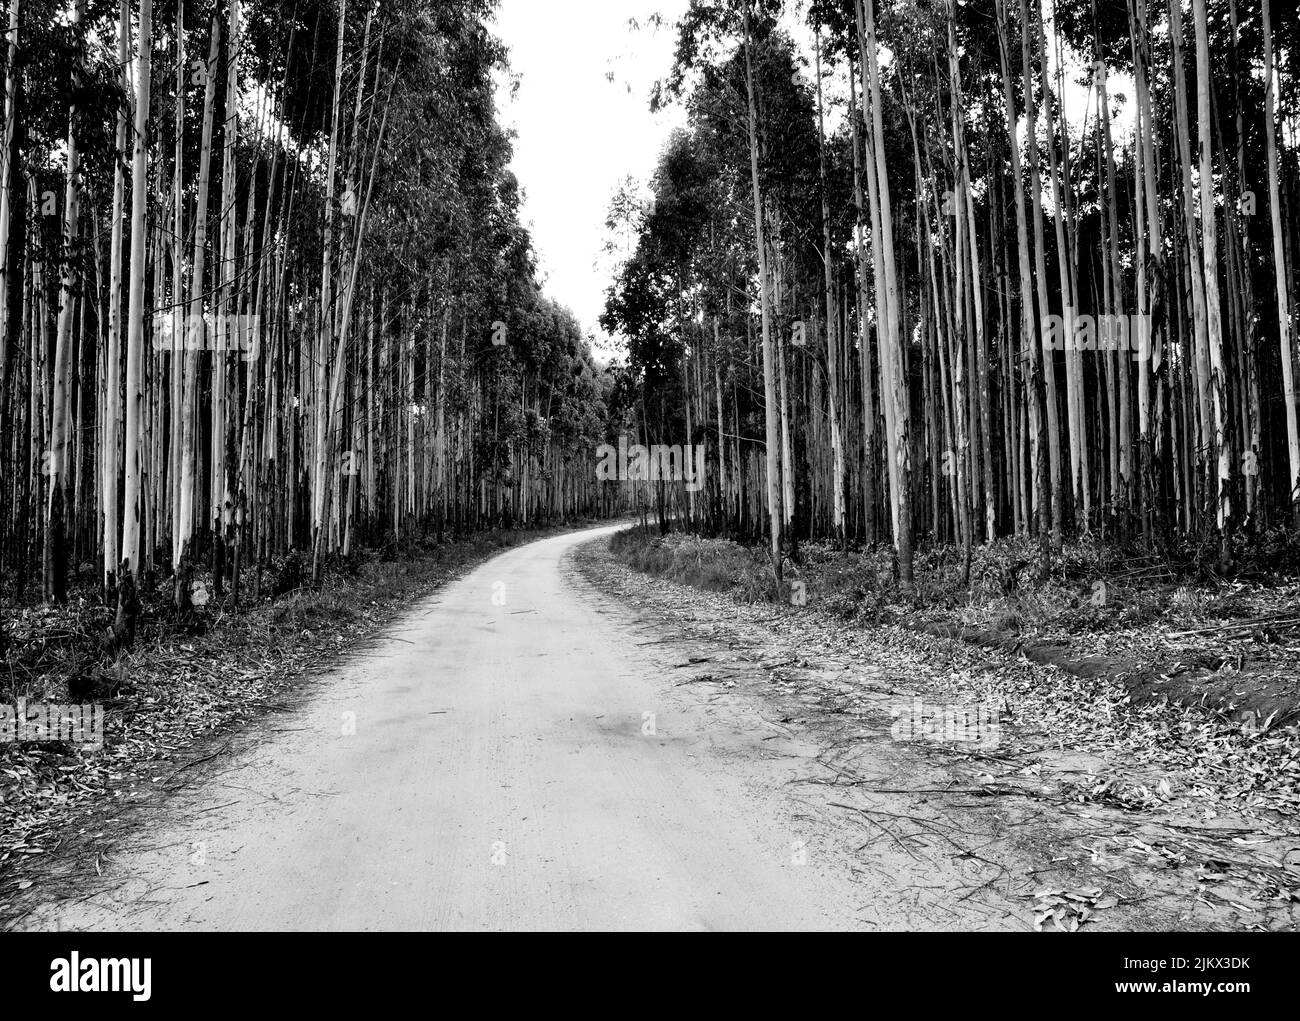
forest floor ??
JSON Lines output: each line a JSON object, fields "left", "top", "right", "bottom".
{"left": 615, "top": 527, "right": 1300, "bottom": 731}
{"left": 4, "top": 522, "right": 1297, "bottom": 930}
{"left": 601, "top": 526, "right": 1300, "bottom": 931}
{"left": 0, "top": 519, "right": 604, "bottom": 912}
{"left": 1, "top": 523, "right": 1075, "bottom": 931}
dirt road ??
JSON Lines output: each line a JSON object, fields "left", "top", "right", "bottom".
{"left": 18, "top": 525, "right": 1045, "bottom": 931}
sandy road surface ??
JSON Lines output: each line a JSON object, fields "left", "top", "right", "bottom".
{"left": 17, "top": 530, "right": 873, "bottom": 926}
{"left": 17, "top": 524, "right": 1032, "bottom": 931}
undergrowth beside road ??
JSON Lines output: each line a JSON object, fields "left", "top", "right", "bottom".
{"left": 589, "top": 532, "right": 1300, "bottom": 929}
{"left": 609, "top": 526, "right": 1300, "bottom": 730}
{"left": 0, "top": 521, "right": 603, "bottom": 902}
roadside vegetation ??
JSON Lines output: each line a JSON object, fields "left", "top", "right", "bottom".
{"left": 594, "top": 527, "right": 1300, "bottom": 930}
{"left": 610, "top": 524, "right": 1300, "bottom": 729}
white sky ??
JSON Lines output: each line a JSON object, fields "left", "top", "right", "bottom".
{"left": 492, "top": 0, "right": 690, "bottom": 344}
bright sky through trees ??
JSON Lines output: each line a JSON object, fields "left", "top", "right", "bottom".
{"left": 493, "top": 1, "right": 1133, "bottom": 352}
{"left": 493, "top": 0, "right": 689, "bottom": 347}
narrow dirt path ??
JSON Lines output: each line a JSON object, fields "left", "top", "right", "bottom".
{"left": 14, "top": 525, "right": 1101, "bottom": 931}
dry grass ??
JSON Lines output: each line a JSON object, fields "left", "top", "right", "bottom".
{"left": 608, "top": 524, "right": 1300, "bottom": 727}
